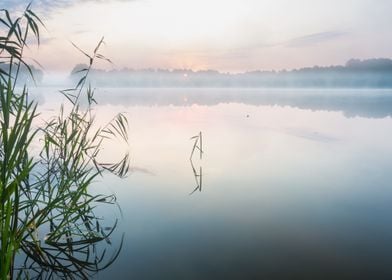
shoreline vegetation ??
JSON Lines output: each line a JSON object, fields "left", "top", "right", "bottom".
{"left": 65, "top": 58, "right": 392, "bottom": 88}
{"left": 0, "top": 6, "right": 129, "bottom": 279}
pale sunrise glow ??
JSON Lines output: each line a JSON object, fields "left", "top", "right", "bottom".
{"left": 7, "top": 0, "right": 392, "bottom": 72}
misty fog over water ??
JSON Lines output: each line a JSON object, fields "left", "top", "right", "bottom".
{"left": 64, "top": 58, "right": 392, "bottom": 88}
{"left": 26, "top": 58, "right": 392, "bottom": 89}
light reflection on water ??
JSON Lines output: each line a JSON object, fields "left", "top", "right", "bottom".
{"left": 31, "top": 88, "right": 392, "bottom": 279}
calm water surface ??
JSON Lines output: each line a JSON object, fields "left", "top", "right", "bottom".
{"left": 32, "top": 88, "right": 392, "bottom": 279}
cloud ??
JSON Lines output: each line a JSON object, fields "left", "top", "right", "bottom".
{"left": 25, "top": 35, "right": 56, "bottom": 46}
{"left": 3, "top": 0, "right": 138, "bottom": 13}
{"left": 164, "top": 31, "right": 347, "bottom": 62}
{"left": 73, "top": 29, "right": 90, "bottom": 35}
{"left": 285, "top": 31, "right": 348, "bottom": 47}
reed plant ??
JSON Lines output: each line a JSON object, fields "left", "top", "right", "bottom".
{"left": 0, "top": 5, "right": 129, "bottom": 279}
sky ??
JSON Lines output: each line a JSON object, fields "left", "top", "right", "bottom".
{"left": 3, "top": 0, "right": 392, "bottom": 73}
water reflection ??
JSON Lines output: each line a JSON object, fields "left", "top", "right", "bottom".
{"left": 17, "top": 234, "right": 123, "bottom": 279}
{"left": 27, "top": 88, "right": 392, "bottom": 279}
{"left": 14, "top": 196, "right": 123, "bottom": 279}
{"left": 190, "top": 161, "right": 202, "bottom": 195}
{"left": 86, "top": 88, "right": 392, "bottom": 118}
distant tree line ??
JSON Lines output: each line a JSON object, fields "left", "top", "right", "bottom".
{"left": 69, "top": 58, "right": 392, "bottom": 88}
{"left": 0, "top": 63, "right": 43, "bottom": 85}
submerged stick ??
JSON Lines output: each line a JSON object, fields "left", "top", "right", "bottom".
{"left": 190, "top": 131, "right": 203, "bottom": 160}
{"left": 189, "top": 132, "right": 203, "bottom": 194}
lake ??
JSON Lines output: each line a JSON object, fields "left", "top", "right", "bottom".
{"left": 28, "top": 88, "right": 392, "bottom": 279}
